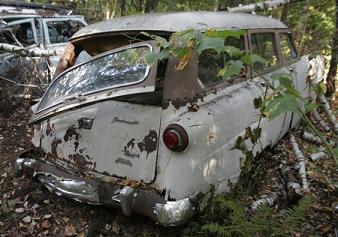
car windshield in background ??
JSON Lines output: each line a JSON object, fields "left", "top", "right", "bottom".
{"left": 38, "top": 45, "right": 151, "bottom": 111}
{"left": 47, "top": 20, "right": 86, "bottom": 44}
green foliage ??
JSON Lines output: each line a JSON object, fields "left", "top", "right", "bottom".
{"left": 263, "top": 93, "right": 300, "bottom": 120}
{"left": 217, "top": 60, "right": 244, "bottom": 80}
{"left": 202, "top": 223, "right": 228, "bottom": 237}
{"left": 333, "top": 148, "right": 338, "bottom": 158}
{"left": 201, "top": 195, "right": 312, "bottom": 237}
{"left": 141, "top": 29, "right": 264, "bottom": 81}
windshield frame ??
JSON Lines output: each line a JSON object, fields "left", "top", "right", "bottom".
{"left": 37, "top": 43, "right": 153, "bottom": 113}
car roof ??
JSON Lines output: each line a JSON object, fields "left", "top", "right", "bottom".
{"left": 71, "top": 11, "right": 287, "bottom": 40}
{"left": 0, "top": 14, "right": 85, "bottom": 19}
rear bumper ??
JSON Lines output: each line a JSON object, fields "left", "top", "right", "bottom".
{"left": 14, "top": 150, "right": 196, "bottom": 226}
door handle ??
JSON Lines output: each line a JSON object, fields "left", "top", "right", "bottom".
{"left": 78, "top": 117, "right": 93, "bottom": 129}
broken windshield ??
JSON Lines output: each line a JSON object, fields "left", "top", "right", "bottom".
{"left": 38, "top": 45, "right": 151, "bottom": 112}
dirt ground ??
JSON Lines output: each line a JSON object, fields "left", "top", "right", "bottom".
{"left": 0, "top": 95, "right": 337, "bottom": 237}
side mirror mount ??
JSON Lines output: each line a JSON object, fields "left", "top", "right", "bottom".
{"left": 0, "top": 20, "right": 7, "bottom": 31}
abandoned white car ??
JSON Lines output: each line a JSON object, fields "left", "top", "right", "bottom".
{"left": 14, "top": 12, "right": 309, "bottom": 226}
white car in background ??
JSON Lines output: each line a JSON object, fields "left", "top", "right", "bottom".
{"left": 0, "top": 1, "right": 87, "bottom": 80}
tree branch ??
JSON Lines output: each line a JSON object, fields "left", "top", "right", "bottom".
{"left": 0, "top": 43, "right": 60, "bottom": 57}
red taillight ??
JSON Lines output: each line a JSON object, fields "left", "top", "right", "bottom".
{"left": 163, "top": 124, "right": 188, "bottom": 151}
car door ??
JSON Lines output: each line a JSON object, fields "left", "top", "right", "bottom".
{"left": 249, "top": 30, "right": 295, "bottom": 147}
{"left": 277, "top": 31, "right": 309, "bottom": 128}
{"left": 0, "top": 18, "right": 39, "bottom": 81}
{"left": 31, "top": 43, "right": 162, "bottom": 183}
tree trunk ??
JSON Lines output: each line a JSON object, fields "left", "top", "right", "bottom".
{"left": 280, "top": 3, "right": 289, "bottom": 22}
{"left": 120, "top": 0, "right": 126, "bottom": 16}
{"left": 325, "top": 0, "right": 338, "bottom": 97}
{"left": 145, "top": 0, "right": 157, "bottom": 13}
{"left": 138, "top": 0, "right": 144, "bottom": 12}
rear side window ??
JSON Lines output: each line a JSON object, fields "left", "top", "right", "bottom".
{"left": 198, "top": 36, "right": 245, "bottom": 88}
{"left": 250, "top": 33, "right": 279, "bottom": 71}
{"left": 280, "top": 33, "right": 297, "bottom": 62}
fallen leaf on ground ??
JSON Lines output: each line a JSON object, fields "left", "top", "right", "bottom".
{"left": 64, "top": 224, "right": 76, "bottom": 236}
{"left": 41, "top": 219, "right": 51, "bottom": 229}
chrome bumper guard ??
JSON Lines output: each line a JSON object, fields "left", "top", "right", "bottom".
{"left": 13, "top": 152, "right": 195, "bottom": 226}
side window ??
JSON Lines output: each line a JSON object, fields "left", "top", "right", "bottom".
{"left": 0, "top": 22, "right": 35, "bottom": 47}
{"left": 47, "top": 20, "right": 85, "bottom": 44}
{"left": 198, "top": 36, "right": 245, "bottom": 88}
{"left": 280, "top": 33, "right": 297, "bottom": 62}
{"left": 250, "top": 33, "right": 279, "bottom": 71}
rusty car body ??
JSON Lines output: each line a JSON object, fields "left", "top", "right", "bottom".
{"left": 0, "top": 1, "right": 87, "bottom": 80}
{"left": 14, "top": 12, "right": 309, "bottom": 225}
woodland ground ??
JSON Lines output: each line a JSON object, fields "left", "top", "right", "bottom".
{"left": 0, "top": 89, "right": 337, "bottom": 237}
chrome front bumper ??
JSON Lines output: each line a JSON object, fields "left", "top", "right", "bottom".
{"left": 14, "top": 151, "right": 196, "bottom": 226}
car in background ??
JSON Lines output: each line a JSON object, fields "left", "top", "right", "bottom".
{"left": 0, "top": 0, "right": 87, "bottom": 81}
{"left": 14, "top": 11, "right": 309, "bottom": 226}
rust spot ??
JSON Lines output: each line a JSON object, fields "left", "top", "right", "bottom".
{"left": 122, "top": 148, "right": 140, "bottom": 159}
{"left": 51, "top": 138, "right": 62, "bottom": 155}
{"left": 188, "top": 102, "right": 200, "bottom": 112}
{"left": 46, "top": 119, "right": 54, "bottom": 137}
{"left": 207, "top": 128, "right": 217, "bottom": 142}
{"left": 64, "top": 125, "right": 79, "bottom": 142}
{"left": 74, "top": 141, "right": 79, "bottom": 152}
{"left": 122, "top": 138, "right": 140, "bottom": 159}
{"left": 115, "top": 157, "right": 132, "bottom": 167}
{"left": 137, "top": 130, "right": 158, "bottom": 157}
{"left": 127, "top": 138, "right": 136, "bottom": 149}
{"left": 68, "top": 153, "right": 92, "bottom": 168}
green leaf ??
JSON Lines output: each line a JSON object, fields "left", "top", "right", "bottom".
{"left": 333, "top": 148, "right": 338, "bottom": 158}
{"left": 223, "top": 46, "right": 244, "bottom": 57}
{"left": 143, "top": 52, "right": 158, "bottom": 65}
{"left": 197, "top": 36, "right": 224, "bottom": 54}
{"left": 158, "top": 50, "right": 170, "bottom": 60}
{"left": 271, "top": 74, "right": 302, "bottom": 99}
{"left": 205, "top": 29, "right": 245, "bottom": 39}
{"left": 231, "top": 136, "right": 248, "bottom": 153}
{"left": 253, "top": 127, "right": 262, "bottom": 142}
{"left": 264, "top": 94, "right": 300, "bottom": 120}
{"left": 177, "top": 30, "right": 204, "bottom": 48}
{"left": 141, "top": 32, "right": 171, "bottom": 48}
{"left": 218, "top": 60, "right": 243, "bottom": 79}
{"left": 304, "top": 102, "right": 318, "bottom": 111}
{"left": 153, "top": 35, "right": 171, "bottom": 48}
{"left": 313, "top": 82, "right": 324, "bottom": 95}
{"left": 241, "top": 53, "right": 266, "bottom": 65}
